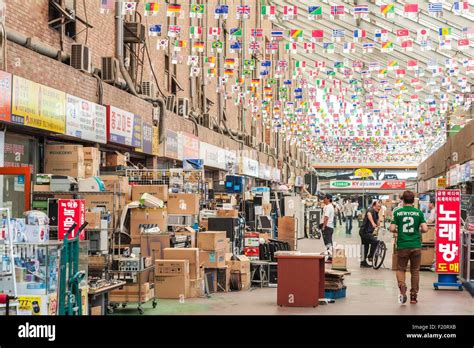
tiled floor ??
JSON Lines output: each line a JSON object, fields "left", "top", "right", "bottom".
{"left": 117, "top": 226, "right": 473, "bottom": 315}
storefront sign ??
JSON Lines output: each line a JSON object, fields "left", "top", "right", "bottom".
{"left": 179, "top": 132, "right": 200, "bottom": 160}
{"left": 224, "top": 149, "right": 237, "bottom": 174}
{"left": 57, "top": 199, "right": 86, "bottom": 240}
{"left": 18, "top": 295, "right": 43, "bottom": 316}
{"left": 66, "top": 95, "right": 107, "bottom": 143}
{"left": 200, "top": 142, "right": 224, "bottom": 169}
{"left": 132, "top": 115, "right": 142, "bottom": 148}
{"left": 137, "top": 121, "right": 153, "bottom": 154}
{"left": 152, "top": 126, "right": 160, "bottom": 156}
{"left": 0, "top": 70, "right": 12, "bottom": 122}
{"left": 12, "top": 76, "right": 66, "bottom": 133}
{"left": 436, "top": 177, "right": 447, "bottom": 188}
{"left": 240, "top": 157, "right": 259, "bottom": 177}
{"left": 329, "top": 180, "right": 406, "bottom": 189}
{"left": 107, "top": 106, "right": 136, "bottom": 147}
{"left": 165, "top": 129, "right": 179, "bottom": 159}
{"left": 354, "top": 168, "right": 373, "bottom": 178}
{"left": 447, "top": 165, "right": 459, "bottom": 187}
{"left": 435, "top": 189, "right": 461, "bottom": 274}
{"left": 258, "top": 163, "right": 272, "bottom": 181}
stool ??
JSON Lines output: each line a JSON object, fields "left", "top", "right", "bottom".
{"left": 250, "top": 261, "right": 270, "bottom": 288}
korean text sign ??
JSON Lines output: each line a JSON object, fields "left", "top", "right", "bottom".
{"left": 58, "top": 199, "right": 86, "bottom": 240}
{"left": 435, "top": 189, "right": 461, "bottom": 274}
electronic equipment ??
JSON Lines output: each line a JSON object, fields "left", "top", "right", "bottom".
{"left": 208, "top": 217, "right": 244, "bottom": 254}
{"left": 47, "top": 199, "right": 59, "bottom": 226}
{"left": 117, "top": 257, "right": 141, "bottom": 272}
{"left": 225, "top": 175, "right": 245, "bottom": 194}
{"left": 50, "top": 176, "right": 77, "bottom": 192}
{"left": 170, "top": 235, "right": 191, "bottom": 248}
{"left": 268, "top": 262, "right": 278, "bottom": 287}
{"left": 306, "top": 208, "right": 322, "bottom": 239}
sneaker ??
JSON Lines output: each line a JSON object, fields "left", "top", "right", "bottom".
{"left": 360, "top": 261, "right": 371, "bottom": 268}
{"left": 410, "top": 293, "right": 418, "bottom": 304}
{"left": 398, "top": 284, "right": 407, "bottom": 304}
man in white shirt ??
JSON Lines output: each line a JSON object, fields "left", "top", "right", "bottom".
{"left": 321, "top": 194, "right": 335, "bottom": 255}
{"left": 427, "top": 200, "right": 436, "bottom": 224}
{"left": 343, "top": 199, "right": 355, "bottom": 234}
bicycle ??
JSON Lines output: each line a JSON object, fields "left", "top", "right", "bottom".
{"left": 371, "top": 227, "right": 389, "bottom": 270}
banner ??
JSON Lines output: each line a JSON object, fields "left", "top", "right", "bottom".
{"left": 0, "top": 70, "right": 11, "bottom": 122}
{"left": 152, "top": 126, "right": 160, "bottom": 156}
{"left": 435, "top": 190, "right": 461, "bottom": 274}
{"left": 132, "top": 114, "right": 142, "bottom": 148}
{"left": 200, "top": 142, "right": 225, "bottom": 169}
{"left": 164, "top": 129, "right": 179, "bottom": 159}
{"left": 240, "top": 156, "right": 259, "bottom": 177}
{"left": 179, "top": 132, "right": 200, "bottom": 160}
{"left": 66, "top": 95, "right": 107, "bottom": 143}
{"left": 12, "top": 76, "right": 66, "bottom": 133}
{"left": 18, "top": 296, "right": 43, "bottom": 316}
{"left": 138, "top": 121, "right": 153, "bottom": 154}
{"left": 57, "top": 199, "right": 86, "bottom": 240}
{"left": 329, "top": 180, "right": 406, "bottom": 189}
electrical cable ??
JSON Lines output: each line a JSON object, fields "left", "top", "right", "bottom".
{"left": 82, "top": 0, "right": 88, "bottom": 45}
{"left": 0, "top": 22, "right": 6, "bottom": 72}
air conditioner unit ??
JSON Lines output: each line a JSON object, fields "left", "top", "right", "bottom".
{"left": 71, "top": 44, "right": 91, "bottom": 73}
{"left": 101, "top": 57, "right": 118, "bottom": 83}
{"left": 177, "top": 98, "right": 190, "bottom": 118}
{"left": 124, "top": 22, "right": 146, "bottom": 43}
{"left": 141, "top": 81, "right": 156, "bottom": 98}
{"left": 166, "top": 95, "right": 176, "bottom": 112}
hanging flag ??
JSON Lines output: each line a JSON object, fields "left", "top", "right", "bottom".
{"left": 457, "top": 38, "right": 470, "bottom": 50}
{"left": 172, "top": 39, "right": 186, "bottom": 52}
{"left": 261, "top": 5, "right": 276, "bottom": 20}
{"left": 149, "top": 24, "right": 162, "bottom": 37}
{"left": 192, "top": 41, "right": 205, "bottom": 53}
{"left": 401, "top": 39, "right": 414, "bottom": 51}
{"left": 380, "top": 3, "right": 395, "bottom": 18}
{"left": 331, "top": 5, "right": 345, "bottom": 18}
{"left": 438, "top": 27, "right": 452, "bottom": 38}
{"left": 453, "top": 1, "right": 469, "bottom": 15}
{"left": 407, "top": 59, "right": 418, "bottom": 70}
{"left": 208, "top": 27, "right": 222, "bottom": 38}
{"left": 229, "top": 28, "right": 242, "bottom": 40}
{"left": 315, "top": 61, "right": 326, "bottom": 68}
{"left": 285, "top": 42, "right": 297, "bottom": 53}
{"left": 230, "top": 40, "right": 242, "bottom": 53}
{"left": 283, "top": 5, "right": 298, "bottom": 19}
{"left": 311, "top": 29, "right": 324, "bottom": 42}
{"left": 353, "top": 4, "right": 369, "bottom": 18}
{"left": 353, "top": 29, "right": 366, "bottom": 42}
{"left": 334, "top": 61, "right": 344, "bottom": 69}
{"left": 462, "top": 26, "right": 474, "bottom": 39}
{"left": 187, "top": 55, "right": 199, "bottom": 66}
{"left": 323, "top": 42, "right": 335, "bottom": 53}
{"left": 363, "top": 42, "right": 374, "bottom": 53}
{"left": 271, "top": 30, "right": 285, "bottom": 40}
{"left": 290, "top": 29, "right": 304, "bottom": 41}
{"left": 214, "top": 5, "right": 229, "bottom": 19}
{"left": 236, "top": 5, "right": 251, "bottom": 19}
{"left": 332, "top": 29, "right": 345, "bottom": 42}
{"left": 251, "top": 28, "right": 264, "bottom": 38}
{"left": 189, "top": 26, "right": 203, "bottom": 39}
{"left": 190, "top": 3, "right": 205, "bottom": 18}
{"left": 308, "top": 6, "right": 322, "bottom": 20}
{"left": 123, "top": 2, "right": 137, "bottom": 15}
{"left": 167, "top": 3, "right": 182, "bottom": 17}
{"left": 100, "top": 0, "right": 115, "bottom": 14}
{"left": 428, "top": 2, "right": 443, "bottom": 17}
{"left": 144, "top": 2, "right": 159, "bottom": 16}
{"left": 211, "top": 40, "right": 223, "bottom": 53}
{"left": 205, "top": 56, "right": 216, "bottom": 67}
{"left": 374, "top": 29, "right": 388, "bottom": 42}
{"left": 266, "top": 41, "right": 278, "bottom": 53}
{"left": 396, "top": 69, "right": 406, "bottom": 77}
{"left": 157, "top": 38, "right": 168, "bottom": 50}
{"left": 404, "top": 4, "right": 419, "bottom": 17}
{"left": 249, "top": 41, "right": 261, "bottom": 53}
{"left": 417, "top": 28, "right": 429, "bottom": 42}
{"left": 343, "top": 42, "right": 356, "bottom": 53}
{"left": 387, "top": 60, "right": 398, "bottom": 70}
{"left": 207, "top": 68, "right": 217, "bottom": 77}
{"left": 304, "top": 42, "right": 316, "bottom": 53}
{"left": 190, "top": 67, "right": 200, "bottom": 77}
{"left": 396, "top": 28, "right": 409, "bottom": 38}
{"left": 225, "top": 58, "right": 237, "bottom": 68}
{"left": 224, "top": 69, "right": 235, "bottom": 77}
{"left": 168, "top": 25, "right": 182, "bottom": 37}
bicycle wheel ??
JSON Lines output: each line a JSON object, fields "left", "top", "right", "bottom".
{"left": 372, "top": 241, "right": 387, "bottom": 270}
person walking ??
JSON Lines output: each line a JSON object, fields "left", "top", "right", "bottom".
{"left": 321, "top": 194, "right": 335, "bottom": 258}
{"left": 390, "top": 191, "right": 428, "bottom": 305}
{"left": 343, "top": 199, "right": 354, "bottom": 234}
{"left": 359, "top": 201, "right": 382, "bottom": 267}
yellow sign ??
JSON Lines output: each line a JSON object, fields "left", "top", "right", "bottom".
{"left": 152, "top": 126, "right": 161, "bottom": 156}
{"left": 436, "top": 177, "right": 446, "bottom": 188}
{"left": 355, "top": 168, "right": 373, "bottom": 178}
{"left": 18, "top": 295, "right": 42, "bottom": 315}
{"left": 12, "top": 76, "right": 66, "bottom": 134}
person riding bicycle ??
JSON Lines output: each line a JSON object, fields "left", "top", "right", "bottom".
{"left": 359, "top": 201, "right": 382, "bottom": 268}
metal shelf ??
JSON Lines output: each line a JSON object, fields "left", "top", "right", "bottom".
{"left": 33, "top": 191, "right": 117, "bottom": 195}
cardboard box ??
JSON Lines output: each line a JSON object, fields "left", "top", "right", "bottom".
{"left": 83, "top": 147, "right": 100, "bottom": 161}
{"left": 33, "top": 184, "right": 51, "bottom": 192}
{"left": 197, "top": 231, "right": 226, "bottom": 251}
{"left": 168, "top": 193, "right": 200, "bottom": 215}
{"left": 131, "top": 185, "right": 168, "bottom": 202}
{"left": 225, "top": 238, "right": 231, "bottom": 253}
{"left": 45, "top": 144, "right": 84, "bottom": 163}
{"left": 225, "top": 254, "right": 250, "bottom": 274}
{"left": 332, "top": 256, "right": 347, "bottom": 270}
{"left": 85, "top": 211, "right": 101, "bottom": 229}
{"left": 106, "top": 153, "right": 127, "bottom": 167}
{"left": 155, "top": 259, "right": 189, "bottom": 277}
{"left": 45, "top": 161, "right": 85, "bottom": 178}
{"left": 154, "top": 275, "right": 189, "bottom": 299}
{"left": 217, "top": 209, "right": 239, "bottom": 218}
{"left": 130, "top": 208, "right": 168, "bottom": 245}
{"left": 84, "top": 161, "right": 100, "bottom": 177}
{"left": 175, "top": 227, "right": 196, "bottom": 248}
{"left": 200, "top": 250, "right": 226, "bottom": 268}
{"left": 422, "top": 225, "right": 436, "bottom": 244}
{"left": 241, "top": 272, "right": 251, "bottom": 290}
{"left": 90, "top": 306, "right": 102, "bottom": 316}
{"left": 99, "top": 175, "right": 130, "bottom": 194}
{"left": 163, "top": 248, "right": 200, "bottom": 280}
{"left": 278, "top": 216, "right": 297, "bottom": 240}
{"left": 140, "top": 233, "right": 170, "bottom": 260}
{"left": 109, "top": 282, "right": 152, "bottom": 303}
{"left": 420, "top": 246, "right": 435, "bottom": 266}
{"left": 189, "top": 278, "right": 204, "bottom": 298}
{"left": 84, "top": 193, "right": 115, "bottom": 213}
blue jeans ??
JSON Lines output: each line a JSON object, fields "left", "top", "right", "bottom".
{"left": 345, "top": 216, "right": 353, "bottom": 234}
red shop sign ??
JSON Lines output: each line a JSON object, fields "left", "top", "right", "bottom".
{"left": 435, "top": 190, "right": 461, "bottom": 274}
{"left": 58, "top": 199, "right": 86, "bottom": 240}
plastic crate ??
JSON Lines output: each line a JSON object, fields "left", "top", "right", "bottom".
{"left": 324, "top": 287, "right": 347, "bottom": 299}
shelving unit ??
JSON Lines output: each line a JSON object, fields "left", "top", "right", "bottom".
{"left": 461, "top": 216, "right": 474, "bottom": 295}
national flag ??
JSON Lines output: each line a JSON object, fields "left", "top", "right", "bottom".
{"left": 323, "top": 42, "right": 335, "bottom": 53}
{"left": 189, "top": 26, "right": 202, "bottom": 39}
{"left": 457, "top": 38, "right": 470, "bottom": 50}
{"left": 368, "top": 61, "right": 380, "bottom": 71}
{"left": 187, "top": 55, "right": 199, "bottom": 66}
{"left": 453, "top": 1, "right": 469, "bottom": 15}
{"left": 278, "top": 60, "right": 289, "bottom": 69}
{"left": 381, "top": 41, "right": 393, "bottom": 52}
{"left": 387, "top": 60, "right": 398, "bottom": 70}
{"left": 417, "top": 28, "right": 429, "bottom": 41}
{"left": 224, "top": 69, "right": 234, "bottom": 77}
{"left": 207, "top": 68, "right": 216, "bottom": 77}
{"left": 283, "top": 5, "right": 298, "bottom": 18}
{"left": 295, "top": 61, "right": 306, "bottom": 69}
{"left": 438, "top": 27, "right": 451, "bottom": 37}
{"left": 334, "top": 61, "right": 344, "bottom": 69}
{"left": 401, "top": 39, "right": 413, "bottom": 51}
{"left": 285, "top": 42, "right": 297, "bottom": 53}
{"left": 261, "top": 60, "right": 272, "bottom": 68}
{"left": 208, "top": 27, "right": 222, "bottom": 37}
{"left": 290, "top": 29, "right": 303, "bottom": 40}
{"left": 407, "top": 60, "right": 418, "bottom": 70}
{"left": 251, "top": 28, "right": 263, "bottom": 38}
{"left": 462, "top": 26, "right": 474, "bottom": 39}
{"left": 304, "top": 42, "right": 316, "bottom": 52}
{"left": 363, "top": 42, "right": 374, "bottom": 53}
{"left": 396, "top": 69, "right": 406, "bottom": 77}
{"left": 100, "top": 0, "right": 114, "bottom": 14}
{"left": 230, "top": 40, "right": 242, "bottom": 52}
{"left": 266, "top": 42, "right": 278, "bottom": 53}
{"left": 428, "top": 2, "right": 443, "bottom": 17}
{"left": 236, "top": 5, "right": 251, "bottom": 19}
{"left": 230, "top": 28, "right": 242, "bottom": 39}
{"left": 404, "top": 4, "right": 419, "bottom": 16}
{"left": 167, "top": 4, "right": 182, "bottom": 17}
{"left": 271, "top": 30, "right": 285, "bottom": 40}
{"left": 308, "top": 6, "right": 322, "bottom": 20}
{"left": 374, "top": 29, "right": 388, "bottom": 42}
{"left": 331, "top": 5, "right": 345, "bottom": 18}
{"left": 380, "top": 3, "right": 395, "bottom": 18}
{"left": 353, "top": 29, "right": 366, "bottom": 42}
{"left": 123, "top": 2, "right": 137, "bottom": 15}
{"left": 172, "top": 40, "right": 186, "bottom": 50}
{"left": 149, "top": 24, "right": 161, "bottom": 37}
{"left": 144, "top": 2, "right": 159, "bottom": 16}
{"left": 332, "top": 29, "right": 345, "bottom": 41}
{"left": 354, "top": 4, "right": 369, "bottom": 17}
{"left": 190, "top": 4, "right": 205, "bottom": 18}
{"left": 211, "top": 40, "right": 223, "bottom": 52}
{"left": 168, "top": 25, "right": 181, "bottom": 37}
{"left": 315, "top": 61, "right": 326, "bottom": 68}
{"left": 249, "top": 41, "right": 261, "bottom": 53}
{"left": 190, "top": 67, "right": 200, "bottom": 77}
{"left": 251, "top": 79, "right": 261, "bottom": 86}
{"left": 244, "top": 59, "right": 256, "bottom": 68}
{"left": 157, "top": 39, "right": 168, "bottom": 50}
{"left": 225, "top": 58, "right": 236, "bottom": 68}
{"left": 343, "top": 42, "right": 355, "bottom": 53}
{"left": 261, "top": 5, "right": 276, "bottom": 19}
{"left": 214, "top": 5, "right": 229, "bottom": 19}
{"left": 311, "top": 29, "right": 324, "bottom": 42}
{"left": 396, "top": 29, "right": 409, "bottom": 38}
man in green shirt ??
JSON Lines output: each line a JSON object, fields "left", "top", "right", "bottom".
{"left": 390, "top": 191, "right": 428, "bottom": 305}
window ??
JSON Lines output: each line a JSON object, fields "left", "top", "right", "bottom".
{"left": 48, "top": 0, "right": 77, "bottom": 38}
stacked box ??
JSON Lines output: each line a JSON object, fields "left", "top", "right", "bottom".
{"left": 109, "top": 282, "right": 153, "bottom": 303}
{"left": 45, "top": 144, "right": 85, "bottom": 178}
{"left": 163, "top": 248, "right": 200, "bottom": 280}
{"left": 332, "top": 246, "right": 347, "bottom": 271}
{"left": 106, "top": 153, "right": 127, "bottom": 167}
{"left": 225, "top": 254, "right": 251, "bottom": 290}
{"left": 130, "top": 208, "right": 168, "bottom": 245}
{"left": 168, "top": 193, "right": 200, "bottom": 215}
{"left": 131, "top": 185, "right": 168, "bottom": 202}
{"left": 83, "top": 147, "right": 100, "bottom": 177}
{"left": 244, "top": 232, "right": 260, "bottom": 260}
{"left": 198, "top": 231, "right": 227, "bottom": 269}
{"left": 154, "top": 260, "right": 190, "bottom": 299}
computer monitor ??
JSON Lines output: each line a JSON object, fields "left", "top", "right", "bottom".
{"left": 259, "top": 215, "right": 272, "bottom": 229}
